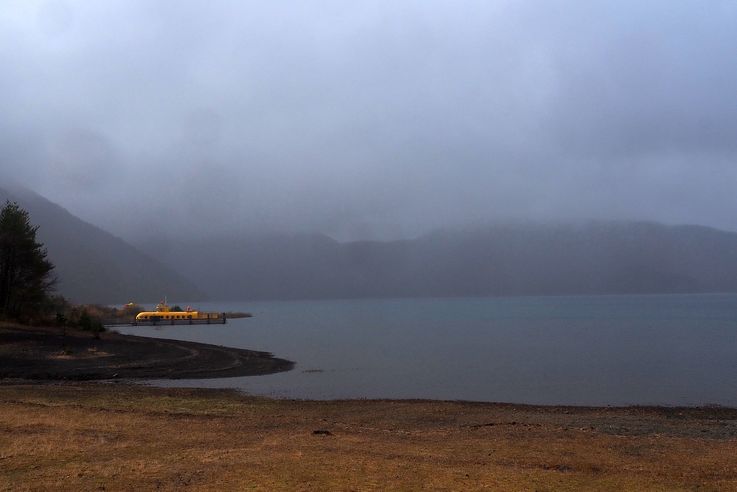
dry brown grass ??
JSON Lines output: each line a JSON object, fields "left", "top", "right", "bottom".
{"left": 1, "top": 383, "right": 737, "bottom": 490}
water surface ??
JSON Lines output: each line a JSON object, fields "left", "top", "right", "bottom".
{"left": 119, "top": 294, "right": 737, "bottom": 406}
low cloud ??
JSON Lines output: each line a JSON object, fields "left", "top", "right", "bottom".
{"left": 1, "top": 0, "right": 736, "bottom": 240}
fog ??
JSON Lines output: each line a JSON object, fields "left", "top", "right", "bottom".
{"left": 2, "top": 1, "right": 737, "bottom": 241}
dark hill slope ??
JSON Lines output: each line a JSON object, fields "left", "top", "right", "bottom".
{"left": 0, "top": 186, "right": 201, "bottom": 303}
{"left": 140, "top": 222, "right": 737, "bottom": 300}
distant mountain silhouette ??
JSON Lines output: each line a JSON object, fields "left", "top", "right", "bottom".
{"left": 0, "top": 186, "right": 202, "bottom": 304}
{"left": 138, "top": 221, "right": 737, "bottom": 300}
{"left": 7, "top": 183, "right": 737, "bottom": 303}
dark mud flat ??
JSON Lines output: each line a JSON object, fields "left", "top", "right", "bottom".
{"left": 0, "top": 324, "right": 293, "bottom": 380}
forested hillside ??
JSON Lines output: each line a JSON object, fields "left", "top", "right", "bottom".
{"left": 0, "top": 186, "right": 202, "bottom": 303}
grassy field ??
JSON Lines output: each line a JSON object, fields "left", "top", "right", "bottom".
{"left": 1, "top": 383, "right": 737, "bottom": 490}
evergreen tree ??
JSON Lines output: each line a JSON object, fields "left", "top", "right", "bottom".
{"left": 0, "top": 201, "right": 55, "bottom": 319}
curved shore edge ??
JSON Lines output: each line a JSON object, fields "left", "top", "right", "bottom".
{"left": 0, "top": 324, "right": 294, "bottom": 380}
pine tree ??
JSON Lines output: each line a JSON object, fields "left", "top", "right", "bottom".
{"left": 0, "top": 201, "right": 55, "bottom": 319}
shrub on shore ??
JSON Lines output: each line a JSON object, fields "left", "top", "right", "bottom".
{"left": 51, "top": 299, "right": 106, "bottom": 335}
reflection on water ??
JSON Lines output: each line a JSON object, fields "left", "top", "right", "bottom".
{"left": 119, "top": 294, "right": 737, "bottom": 406}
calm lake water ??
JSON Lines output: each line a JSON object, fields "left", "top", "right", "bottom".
{"left": 118, "top": 294, "right": 737, "bottom": 406}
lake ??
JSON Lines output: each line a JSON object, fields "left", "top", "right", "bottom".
{"left": 118, "top": 294, "right": 737, "bottom": 406}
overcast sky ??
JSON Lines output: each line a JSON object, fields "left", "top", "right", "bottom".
{"left": 2, "top": 1, "right": 737, "bottom": 241}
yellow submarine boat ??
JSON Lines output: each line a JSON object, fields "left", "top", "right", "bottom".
{"left": 135, "top": 301, "right": 221, "bottom": 322}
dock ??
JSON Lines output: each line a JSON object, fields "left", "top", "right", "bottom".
{"left": 104, "top": 314, "right": 228, "bottom": 328}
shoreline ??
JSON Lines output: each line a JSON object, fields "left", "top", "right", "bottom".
{"left": 2, "top": 322, "right": 736, "bottom": 410}
{"left": 0, "top": 323, "right": 293, "bottom": 380}
{"left": 3, "top": 325, "right": 737, "bottom": 488}
{"left": 3, "top": 378, "right": 737, "bottom": 417}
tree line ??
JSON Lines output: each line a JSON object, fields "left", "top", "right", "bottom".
{"left": 0, "top": 201, "right": 55, "bottom": 320}
{"left": 0, "top": 200, "right": 102, "bottom": 331}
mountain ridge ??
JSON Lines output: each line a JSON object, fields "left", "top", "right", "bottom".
{"left": 6, "top": 184, "right": 737, "bottom": 303}
{"left": 137, "top": 220, "right": 737, "bottom": 300}
{"left": 0, "top": 185, "right": 203, "bottom": 304}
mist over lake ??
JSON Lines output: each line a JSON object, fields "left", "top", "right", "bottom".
{"left": 120, "top": 294, "right": 737, "bottom": 406}
{"left": 5, "top": 2, "right": 737, "bottom": 488}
